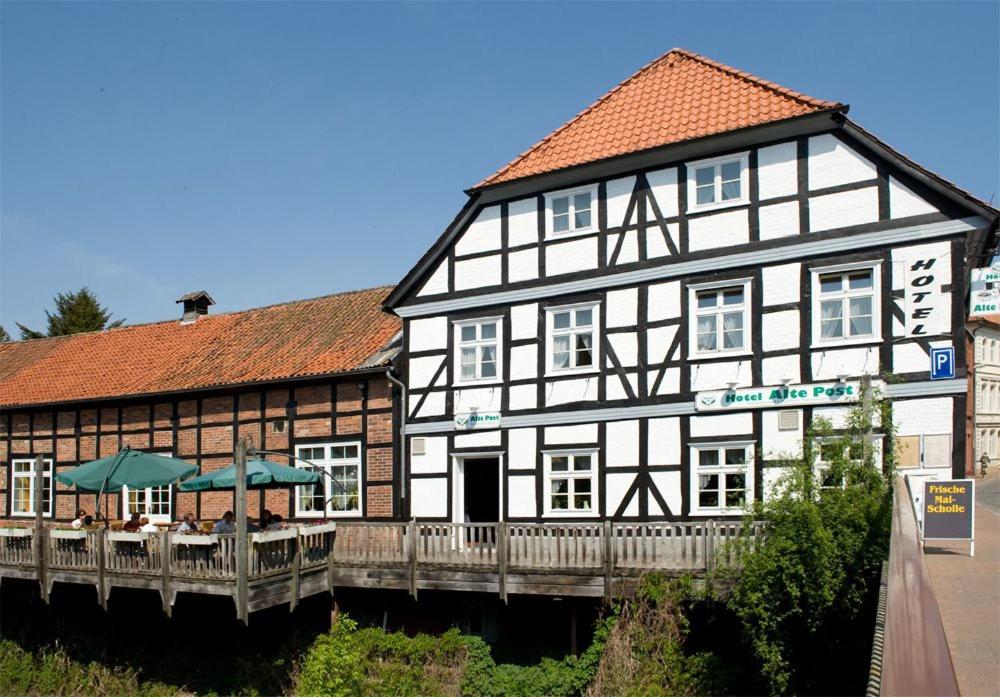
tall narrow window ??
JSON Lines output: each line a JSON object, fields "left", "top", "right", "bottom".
{"left": 690, "top": 281, "right": 750, "bottom": 356}
{"left": 812, "top": 263, "right": 881, "bottom": 346}
{"left": 691, "top": 443, "right": 753, "bottom": 514}
{"left": 547, "top": 303, "right": 599, "bottom": 374}
{"left": 295, "top": 442, "right": 362, "bottom": 517}
{"left": 455, "top": 319, "right": 502, "bottom": 383}
{"left": 11, "top": 458, "right": 53, "bottom": 518}
{"left": 545, "top": 451, "right": 598, "bottom": 515}
{"left": 545, "top": 185, "right": 597, "bottom": 237}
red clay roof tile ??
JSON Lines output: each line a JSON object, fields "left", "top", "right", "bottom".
{"left": 0, "top": 286, "right": 399, "bottom": 408}
{"left": 477, "top": 48, "right": 842, "bottom": 188}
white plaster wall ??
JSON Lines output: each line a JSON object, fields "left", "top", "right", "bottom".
{"left": 762, "top": 466, "right": 790, "bottom": 501}
{"left": 762, "top": 310, "right": 800, "bottom": 351}
{"left": 812, "top": 405, "right": 849, "bottom": 429}
{"left": 411, "top": 391, "right": 445, "bottom": 418}
{"left": 809, "top": 187, "right": 879, "bottom": 232}
{"left": 762, "top": 354, "right": 801, "bottom": 385}
{"left": 893, "top": 397, "right": 953, "bottom": 435}
{"left": 454, "top": 429, "right": 502, "bottom": 448}
{"left": 758, "top": 201, "right": 800, "bottom": 241}
{"left": 606, "top": 373, "right": 639, "bottom": 401}
{"left": 508, "top": 428, "right": 537, "bottom": 470}
{"left": 455, "top": 206, "right": 501, "bottom": 256}
{"left": 606, "top": 176, "right": 637, "bottom": 228}
{"left": 648, "top": 281, "right": 681, "bottom": 321}
{"left": 650, "top": 367, "right": 680, "bottom": 396}
{"left": 608, "top": 333, "right": 638, "bottom": 367}
{"left": 455, "top": 255, "right": 502, "bottom": 290}
{"left": 508, "top": 248, "right": 539, "bottom": 283}
{"left": 606, "top": 288, "right": 638, "bottom": 327}
{"left": 546, "top": 237, "right": 598, "bottom": 276}
{"left": 757, "top": 141, "right": 798, "bottom": 200}
{"left": 647, "top": 167, "right": 679, "bottom": 218}
{"left": 409, "top": 355, "right": 445, "bottom": 390}
{"left": 889, "top": 177, "right": 937, "bottom": 219}
{"left": 606, "top": 472, "right": 638, "bottom": 516}
{"left": 808, "top": 134, "right": 876, "bottom": 190}
{"left": 690, "top": 412, "right": 754, "bottom": 438}
{"left": 647, "top": 325, "right": 679, "bottom": 364}
{"left": 606, "top": 420, "right": 639, "bottom": 467}
{"left": 408, "top": 316, "right": 448, "bottom": 352}
{"left": 509, "top": 344, "right": 538, "bottom": 380}
{"left": 893, "top": 340, "right": 952, "bottom": 374}
{"left": 453, "top": 386, "right": 502, "bottom": 412}
{"left": 607, "top": 231, "right": 639, "bottom": 265}
{"left": 811, "top": 346, "right": 880, "bottom": 380}
{"left": 418, "top": 261, "right": 449, "bottom": 296}
{"left": 411, "top": 477, "right": 448, "bottom": 518}
{"left": 544, "top": 423, "right": 598, "bottom": 445}
{"left": 650, "top": 471, "right": 682, "bottom": 515}
{"left": 410, "top": 436, "right": 448, "bottom": 474}
{"left": 762, "top": 262, "right": 802, "bottom": 306}
{"left": 688, "top": 208, "right": 750, "bottom": 251}
{"left": 690, "top": 360, "right": 752, "bottom": 391}
{"left": 508, "top": 384, "right": 537, "bottom": 410}
{"left": 508, "top": 198, "right": 539, "bottom": 246}
{"left": 761, "top": 409, "right": 803, "bottom": 459}
{"left": 507, "top": 476, "right": 537, "bottom": 518}
{"left": 545, "top": 377, "right": 599, "bottom": 406}
{"left": 646, "top": 223, "right": 678, "bottom": 259}
{"left": 510, "top": 303, "right": 538, "bottom": 340}
{"left": 648, "top": 417, "right": 681, "bottom": 464}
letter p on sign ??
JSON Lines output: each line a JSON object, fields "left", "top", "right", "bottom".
{"left": 930, "top": 346, "right": 955, "bottom": 380}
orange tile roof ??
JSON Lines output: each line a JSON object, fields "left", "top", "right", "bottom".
{"left": 477, "top": 48, "right": 843, "bottom": 188}
{"left": 0, "top": 286, "right": 400, "bottom": 408}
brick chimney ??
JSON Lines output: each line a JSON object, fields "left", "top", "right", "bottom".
{"left": 176, "top": 291, "right": 215, "bottom": 323}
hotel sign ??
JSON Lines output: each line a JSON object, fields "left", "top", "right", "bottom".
{"left": 454, "top": 411, "right": 501, "bottom": 431}
{"left": 970, "top": 266, "right": 1000, "bottom": 317}
{"left": 695, "top": 380, "right": 880, "bottom": 412}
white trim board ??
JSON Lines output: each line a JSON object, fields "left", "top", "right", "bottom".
{"left": 404, "top": 379, "right": 966, "bottom": 435}
{"left": 396, "top": 217, "right": 985, "bottom": 318}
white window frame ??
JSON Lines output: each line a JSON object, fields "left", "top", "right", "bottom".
{"left": 814, "top": 436, "right": 883, "bottom": 490}
{"left": 123, "top": 452, "right": 174, "bottom": 523}
{"left": 454, "top": 317, "right": 503, "bottom": 385}
{"left": 11, "top": 458, "right": 54, "bottom": 518}
{"left": 545, "top": 302, "right": 600, "bottom": 376}
{"left": 810, "top": 261, "right": 882, "bottom": 348}
{"left": 543, "top": 449, "right": 599, "bottom": 517}
{"left": 544, "top": 184, "right": 598, "bottom": 239}
{"left": 686, "top": 152, "right": 750, "bottom": 213}
{"left": 294, "top": 441, "right": 363, "bottom": 518}
{"left": 689, "top": 442, "right": 755, "bottom": 516}
{"left": 687, "top": 278, "right": 753, "bottom": 359}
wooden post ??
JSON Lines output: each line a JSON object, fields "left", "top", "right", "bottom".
{"left": 570, "top": 599, "right": 578, "bottom": 657}
{"left": 327, "top": 529, "right": 336, "bottom": 596}
{"left": 290, "top": 529, "right": 301, "bottom": 612}
{"left": 234, "top": 438, "right": 249, "bottom": 625}
{"left": 603, "top": 519, "right": 613, "bottom": 601}
{"left": 497, "top": 521, "right": 507, "bottom": 603}
{"left": 407, "top": 519, "right": 417, "bottom": 599}
{"left": 33, "top": 454, "right": 48, "bottom": 603}
{"left": 96, "top": 527, "right": 107, "bottom": 610}
{"left": 706, "top": 519, "right": 715, "bottom": 574}
{"left": 160, "top": 530, "right": 172, "bottom": 618}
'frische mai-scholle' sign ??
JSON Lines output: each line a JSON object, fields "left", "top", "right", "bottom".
{"left": 695, "top": 380, "right": 881, "bottom": 412}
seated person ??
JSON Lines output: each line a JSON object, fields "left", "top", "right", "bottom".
{"left": 71, "top": 509, "right": 88, "bottom": 529}
{"left": 177, "top": 513, "right": 199, "bottom": 533}
{"left": 266, "top": 514, "right": 285, "bottom": 531}
{"left": 213, "top": 511, "right": 236, "bottom": 534}
{"left": 259, "top": 509, "right": 273, "bottom": 530}
{"left": 139, "top": 517, "right": 158, "bottom": 533}
{"left": 82, "top": 515, "right": 94, "bottom": 527}
{"left": 246, "top": 518, "right": 260, "bottom": 533}
{"left": 122, "top": 512, "right": 142, "bottom": 532}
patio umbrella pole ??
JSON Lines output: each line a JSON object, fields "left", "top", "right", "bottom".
{"left": 95, "top": 447, "right": 130, "bottom": 529}
{"left": 235, "top": 438, "right": 249, "bottom": 625}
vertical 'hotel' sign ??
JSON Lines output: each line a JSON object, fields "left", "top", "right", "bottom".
{"left": 904, "top": 256, "right": 944, "bottom": 337}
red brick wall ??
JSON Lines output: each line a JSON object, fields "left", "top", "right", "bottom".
{"left": 0, "top": 375, "right": 397, "bottom": 522}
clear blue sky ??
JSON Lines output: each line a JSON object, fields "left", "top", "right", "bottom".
{"left": 2, "top": 1, "right": 997, "bottom": 336}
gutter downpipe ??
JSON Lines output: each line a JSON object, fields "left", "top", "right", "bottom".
{"left": 384, "top": 369, "right": 407, "bottom": 516}
{"left": 967, "top": 323, "right": 982, "bottom": 473}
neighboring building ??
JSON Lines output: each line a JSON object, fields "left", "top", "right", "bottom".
{"left": 0, "top": 288, "right": 402, "bottom": 524}
{"left": 385, "top": 48, "right": 998, "bottom": 523}
{"left": 967, "top": 315, "right": 1000, "bottom": 473}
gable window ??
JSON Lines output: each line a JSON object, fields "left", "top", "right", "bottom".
{"left": 686, "top": 153, "right": 749, "bottom": 212}
{"left": 545, "top": 185, "right": 597, "bottom": 237}
{"left": 690, "top": 443, "right": 754, "bottom": 515}
{"left": 124, "top": 452, "right": 174, "bottom": 523}
{"left": 544, "top": 450, "right": 598, "bottom": 515}
{"left": 811, "top": 262, "right": 881, "bottom": 347}
{"left": 11, "top": 458, "right": 53, "bottom": 518}
{"left": 455, "top": 318, "right": 502, "bottom": 384}
{"left": 689, "top": 280, "right": 751, "bottom": 357}
{"left": 546, "top": 302, "right": 599, "bottom": 375}
{"left": 295, "top": 442, "right": 362, "bottom": 517}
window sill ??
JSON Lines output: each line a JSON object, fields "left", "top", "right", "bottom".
{"left": 455, "top": 379, "right": 503, "bottom": 388}
{"left": 810, "top": 337, "right": 882, "bottom": 350}
{"left": 544, "top": 369, "right": 600, "bottom": 379}
{"left": 689, "top": 509, "right": 749, "bottom": 517}
{"left": 688, "top": 350, "right": 753, "bottom": 362}
{"left": 686, "top": 199, "right": 749, "bottom": 216}
{"left": 544, "top": 228, "right": 598, "bottom": 242}
{"left": 543, "top": 510, "right": 599, "bottom": 518}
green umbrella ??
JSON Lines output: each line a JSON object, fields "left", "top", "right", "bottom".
{"left": 178, "top": 459, "right": 319, "bottom": 492}
{"left": 58, "top": 448, "right": 198, "bottom": 491}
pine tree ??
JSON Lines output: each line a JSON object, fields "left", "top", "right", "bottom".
{"left": 0, "top": 326, "right": 10, "bottom": 342}
{"left": 16, "top": 288, "right": 124, "bottom": 339}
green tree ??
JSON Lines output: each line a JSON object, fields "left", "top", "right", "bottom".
{"left": 0, "top": 326, "right": 10, "bottom": 342}
{"left": 16, "top": 288, "right": 123, "bottom": 340}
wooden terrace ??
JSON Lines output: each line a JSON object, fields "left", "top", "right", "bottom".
{"left": 0, "top": 520, "right": 763, "bottom": 621}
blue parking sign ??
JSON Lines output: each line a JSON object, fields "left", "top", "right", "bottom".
{"left": 930, "top": 346, "right": 955, "bottom": 380}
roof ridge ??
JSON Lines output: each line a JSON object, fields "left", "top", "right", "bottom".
{"left": 3, "top": 284, "right": 397, "bottom": 347}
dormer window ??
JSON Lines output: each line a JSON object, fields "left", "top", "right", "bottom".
{"left": 686, "top": 153, "right": 749, "bottom": 212}
{"left": 545, "top": 185, "right": 597, "bottom": 238}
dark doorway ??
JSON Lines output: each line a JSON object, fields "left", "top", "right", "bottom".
{"left": 462, "top": 457, "right": 500, "bottom": 523}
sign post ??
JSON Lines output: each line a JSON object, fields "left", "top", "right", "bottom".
{"left": 922, "top": 479, "right": 975, "bottom": 556}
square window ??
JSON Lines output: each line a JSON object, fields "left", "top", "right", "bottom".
{"left": 813, "top": 265, "right": 880, "bottom": 345}
{"left": 548, "top": 304, "right": 599, "bottom": 374}
{"left": 456, "top": 319, "right": 502, "bottom": 383}
{"left": 547, "top": 187, "right": 597, "bottom": 237}
{"left": 546, "top": 452, "right": 597, "bottom": 515}
{"left": 692, "top": 444, "right": 753, "bottom": 514}
{"left": 690, "top": 282, "right": 750, "bottom": 356}
{"left": 688, "top": 155, "right": 748, "bottom": 211}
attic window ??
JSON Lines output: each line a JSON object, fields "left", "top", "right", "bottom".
{"left": 545, "top": 185, "right": 597, "bottom": 238}
{"left": 686, "top": 153, "right": 749, "bottom": 212}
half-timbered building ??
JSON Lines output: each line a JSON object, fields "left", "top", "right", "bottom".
{"left": 385, "top": 48, "right": 999, "bottom": 524}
